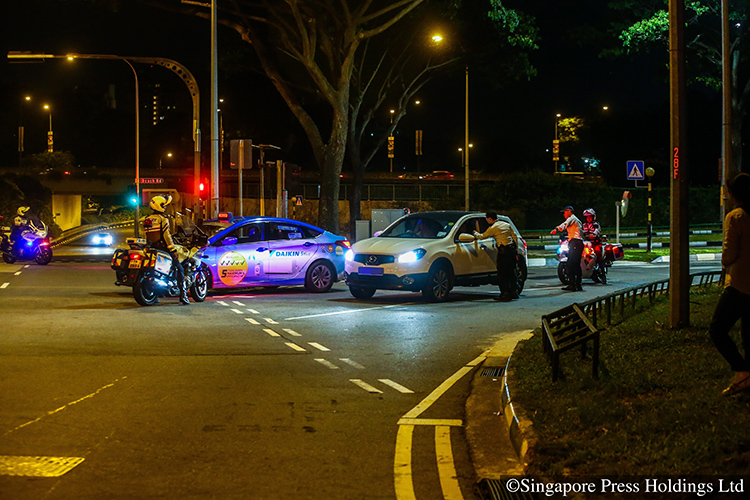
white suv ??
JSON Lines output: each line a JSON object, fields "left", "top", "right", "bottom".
{"left": 345, "top": 211, "right": 527, "bottom": 302}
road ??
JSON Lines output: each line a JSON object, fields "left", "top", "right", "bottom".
{"left": 0, "top": 241, "right": 720, "bottom": 500}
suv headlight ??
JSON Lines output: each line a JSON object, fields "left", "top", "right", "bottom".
{"left": 397, "top": 248, "right": 426, "bottom": 263}
{"left": 345, "top": 249, "right": 354, "bottom": 261}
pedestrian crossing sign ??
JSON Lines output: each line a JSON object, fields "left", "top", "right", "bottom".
{"left": 626, "top": 160, "right": 645, "bottom": 180}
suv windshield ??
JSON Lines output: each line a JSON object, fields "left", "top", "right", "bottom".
{"left": 380, "top": 213, "right": 462, "bottom": 239}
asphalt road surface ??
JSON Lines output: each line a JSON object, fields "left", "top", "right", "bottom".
{"left": 0, "top": 243, "right": 720, "bottom": 500}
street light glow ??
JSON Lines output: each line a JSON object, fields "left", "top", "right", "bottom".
{"left": 431, "top": 34, "right": 443, "bottom": 43}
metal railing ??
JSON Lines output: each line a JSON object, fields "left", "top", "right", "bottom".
{"left": 577, "top": 270, "right": 723, "bottom": 329}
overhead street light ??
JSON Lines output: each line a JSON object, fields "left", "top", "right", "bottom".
{"left": 43, "top": 104, "right": 53, "bottom": 152}
{"left": 7, "top": 51, "right": 203, "bottom": 229}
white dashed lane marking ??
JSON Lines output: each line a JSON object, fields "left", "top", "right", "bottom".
{"left": 247, "top": 309, "right": 259, "bottom": 314}
{"left": 379, "top": 379, "right": 414, "bottom": 394}
{"left": 232, "top": 301, "right": 244, "bottom": 306}
{"left": 263, "top": 328, "right": 281, "bottom": 337}
{"left": 308, "top": 342, "right": 330, "bottom": 352}
{"left": 217, "top": 301, "right": 229, "bottom": 306}
{"left": 350, "top": 379, "right": 383, "bottom": 394}
{"left": 1, "top": 283, "right": 9, "bottom": 289}
{"left": 285, "top": 342, "right": 306, "bottom": 352}
{"left": 283, "top": 328, "right": 302, "bottom": 337}
{"left": 264, "top": 318, "right": 278, "bottom": 324}
{"left": 231, "top": 309, "right": 244, "bottom": 314}
{"left": 314, "top": 359, "right": 339, "bottom": 370}
{"left": 340, "top": 358, "right": 365, "bottom": 369}
{"left": 244, "top": 318, "right": 260, "bottom": 325}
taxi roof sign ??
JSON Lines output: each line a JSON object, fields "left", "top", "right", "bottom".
{"left": 218, "top": 212, "right": 234, "bottom": 221}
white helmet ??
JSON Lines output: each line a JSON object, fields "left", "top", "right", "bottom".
{"left": 149, "top": 195, "right": 172, "bottom": 213}
{"left": 583, "top": 208, "right": 596, "bottom": 219}
{"left": 17, "top": 206, "right": 30, "bottom": 217}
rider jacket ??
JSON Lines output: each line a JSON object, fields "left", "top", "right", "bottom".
{"left": 144, "top": 212, "right": 176, "bottom": 253}
{"left": 583, "top": 221, "right": 601, "bottom": 244}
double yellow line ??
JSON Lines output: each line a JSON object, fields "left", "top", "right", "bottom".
{"left": 394, "top": 352, "right": 488, "bottom": 500}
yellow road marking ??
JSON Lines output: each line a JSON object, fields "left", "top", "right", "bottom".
{"left": 435, "top": 426, "right": 462, "bottom": 500}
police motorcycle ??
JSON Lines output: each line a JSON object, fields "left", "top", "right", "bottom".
{"left": 111, "top": 211, "right": 210, "bottom": 306}
{"left": 0, "top": 215, "right": 53, "bottom": 265}
{"left": 556, "top": 234, "right": 623, "bottom": 285}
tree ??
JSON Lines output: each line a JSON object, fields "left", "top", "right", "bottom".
{"left": 610, "top": 0, "right": 748, "bottom": 178}
{"left": 140, "top": 0, "right": 428, "bottom": 233}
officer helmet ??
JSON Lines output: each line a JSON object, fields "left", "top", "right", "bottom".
{"left": 17, "top": 206, "right": 30, "bottom": 217}
{"left": 149, "top": 195, "right": 172, "bottom": 213}
{"left": 583, "top": 208, "right": 596, "bottom": 219}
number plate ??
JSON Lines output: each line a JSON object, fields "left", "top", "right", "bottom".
{"left": 358, "top": 266, "right": 383, "bottom": 276}
{"left": 128, "top": 260, "right": 142, "bottom": 269}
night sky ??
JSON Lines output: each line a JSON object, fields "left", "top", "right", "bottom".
{"left": 0, "top": 1, "right": 724, "bottom": 187}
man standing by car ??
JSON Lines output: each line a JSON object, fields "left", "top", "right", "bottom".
{"left": 551, "top": 205, "right": 584, "bottom": 291}
{"left": 474, "top": 211, "right": 518, "bottom": 301}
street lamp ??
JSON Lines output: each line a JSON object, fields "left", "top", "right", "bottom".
{"left": 159, "top": 152, "right": 173, "bottom": 169}
{"left": 18, "top": 95, "right": 31, "bottom": 166}
{"left": 389, "top": 109, "right": 395, "bottom": 173}
{"left": 43, "top": 104, "right": 53, "bottom": 153}
{"left": 431, "top": 33, "right": 469, "bottom": 209}
{"left": 553, "top": 113, "right": 561, "bottom": 172}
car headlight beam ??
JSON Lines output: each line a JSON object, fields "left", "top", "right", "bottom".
{"left": 397, "top": 248, "right": 426, "bottom": 263}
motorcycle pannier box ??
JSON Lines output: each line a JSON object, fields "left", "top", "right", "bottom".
{"left": 605, "top": 243, "right": 624, "bottom": 261}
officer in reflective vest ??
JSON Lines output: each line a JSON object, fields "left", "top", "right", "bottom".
{"left": 145, "top": 195, "right": 189, "bottom": 305}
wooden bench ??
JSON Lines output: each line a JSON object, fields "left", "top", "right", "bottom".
{"left": 542, "top": 303, "right": 600, "bottom": 382}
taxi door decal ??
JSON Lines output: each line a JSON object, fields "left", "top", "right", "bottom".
{"left": 217, "top": 251, "right": 248, "bottom": 285}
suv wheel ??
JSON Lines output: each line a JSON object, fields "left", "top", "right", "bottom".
{"left": 422, "top": 263, "right": 453, "bottom": 302}
{"left": 349, "top": 286, "right": 376, "bottom": 300}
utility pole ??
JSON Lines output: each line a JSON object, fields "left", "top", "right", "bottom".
{"left": 669, "top": 0, "right": 690, "bottom": 328}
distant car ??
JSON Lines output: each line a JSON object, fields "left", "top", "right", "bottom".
{"left": 91, "top": 233, "right": 113, "bottom": 246}
{"left": 345, "top": 211, "right": 527, "bottom": 302}
{"left": 420, "top": 170, "right": 454, "bottom": 180}
{"left": 198, "top": 213, "right": 351, "bottom": 293}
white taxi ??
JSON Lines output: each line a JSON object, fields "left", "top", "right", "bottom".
{"left": 345, "top": 211, "right": 527, "bottom": 302}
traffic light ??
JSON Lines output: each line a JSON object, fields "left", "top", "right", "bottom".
{"left": 125, "top": 185, "right": 138, "bottom": 206}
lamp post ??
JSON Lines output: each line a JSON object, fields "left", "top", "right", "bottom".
{"left": 159, "top": 152, "right": 172, "bottom": 169}
{"left": 553, "top": 113, "right": 561, "bottom": 172}
{"left": 43, "top": 104, "right": 53, "bottom": 153}
{"left": 18, "top": 95, "right": 31, "bottom": 166}
{"left": 646, "top": 167, "right": 656, "bottom": 252}
{"left": 389, "top": 109, "right": 395, "bottom": 173}
{"left": 464, "top": 64, "right": 469, "bottom": 211}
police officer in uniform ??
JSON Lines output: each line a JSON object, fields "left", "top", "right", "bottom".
{"left": 145, "top": 195, "right": 189, "bottom": 305}
{"left": 551, "top": 205, "right": 584, "bottom": 291}
{"left": 474, "top": 211, "right": 519, "bottom": 301}
{"left": 10, "top": 206, "right": 43, "bottom": 250}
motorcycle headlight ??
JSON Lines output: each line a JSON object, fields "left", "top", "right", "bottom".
{"left": 397, "top": 248, "right": 426, "bottom": 263}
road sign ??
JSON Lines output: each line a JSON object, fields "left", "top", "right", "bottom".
{"left": 626, "top": 160, "right": 645, "bottom": 180}
{"left": 140, "top": 178, "right": 164, "bottom": 184}
{"left": 294, "top": 195, "right": 303, "bottom": 206}
{"left": 388, "top": 136, "right": 395, "bottom": 159}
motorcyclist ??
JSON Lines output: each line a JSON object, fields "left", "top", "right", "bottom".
{"left": 582, "top": 208, "right": 604, "bottom": 265}
{"left": 10, "top": 206, "right": 44, "bottom": 250}
{"left": 144, "top": 195, "right": 189, "bottom": 305}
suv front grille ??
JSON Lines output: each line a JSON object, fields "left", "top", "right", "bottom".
{"left": 353, "top": 254, "right": 395, "bottom": 265}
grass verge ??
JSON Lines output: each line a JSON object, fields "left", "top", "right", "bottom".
{"left": 509, "top": 285, "right": 750, "bottom": 476}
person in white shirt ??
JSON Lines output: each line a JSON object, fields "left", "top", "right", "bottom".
{"left": 474, "top": 211, "right": 518, "bottom": 301}
{"left": 551, "top": 205, "right": 584, "bottom": 291}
